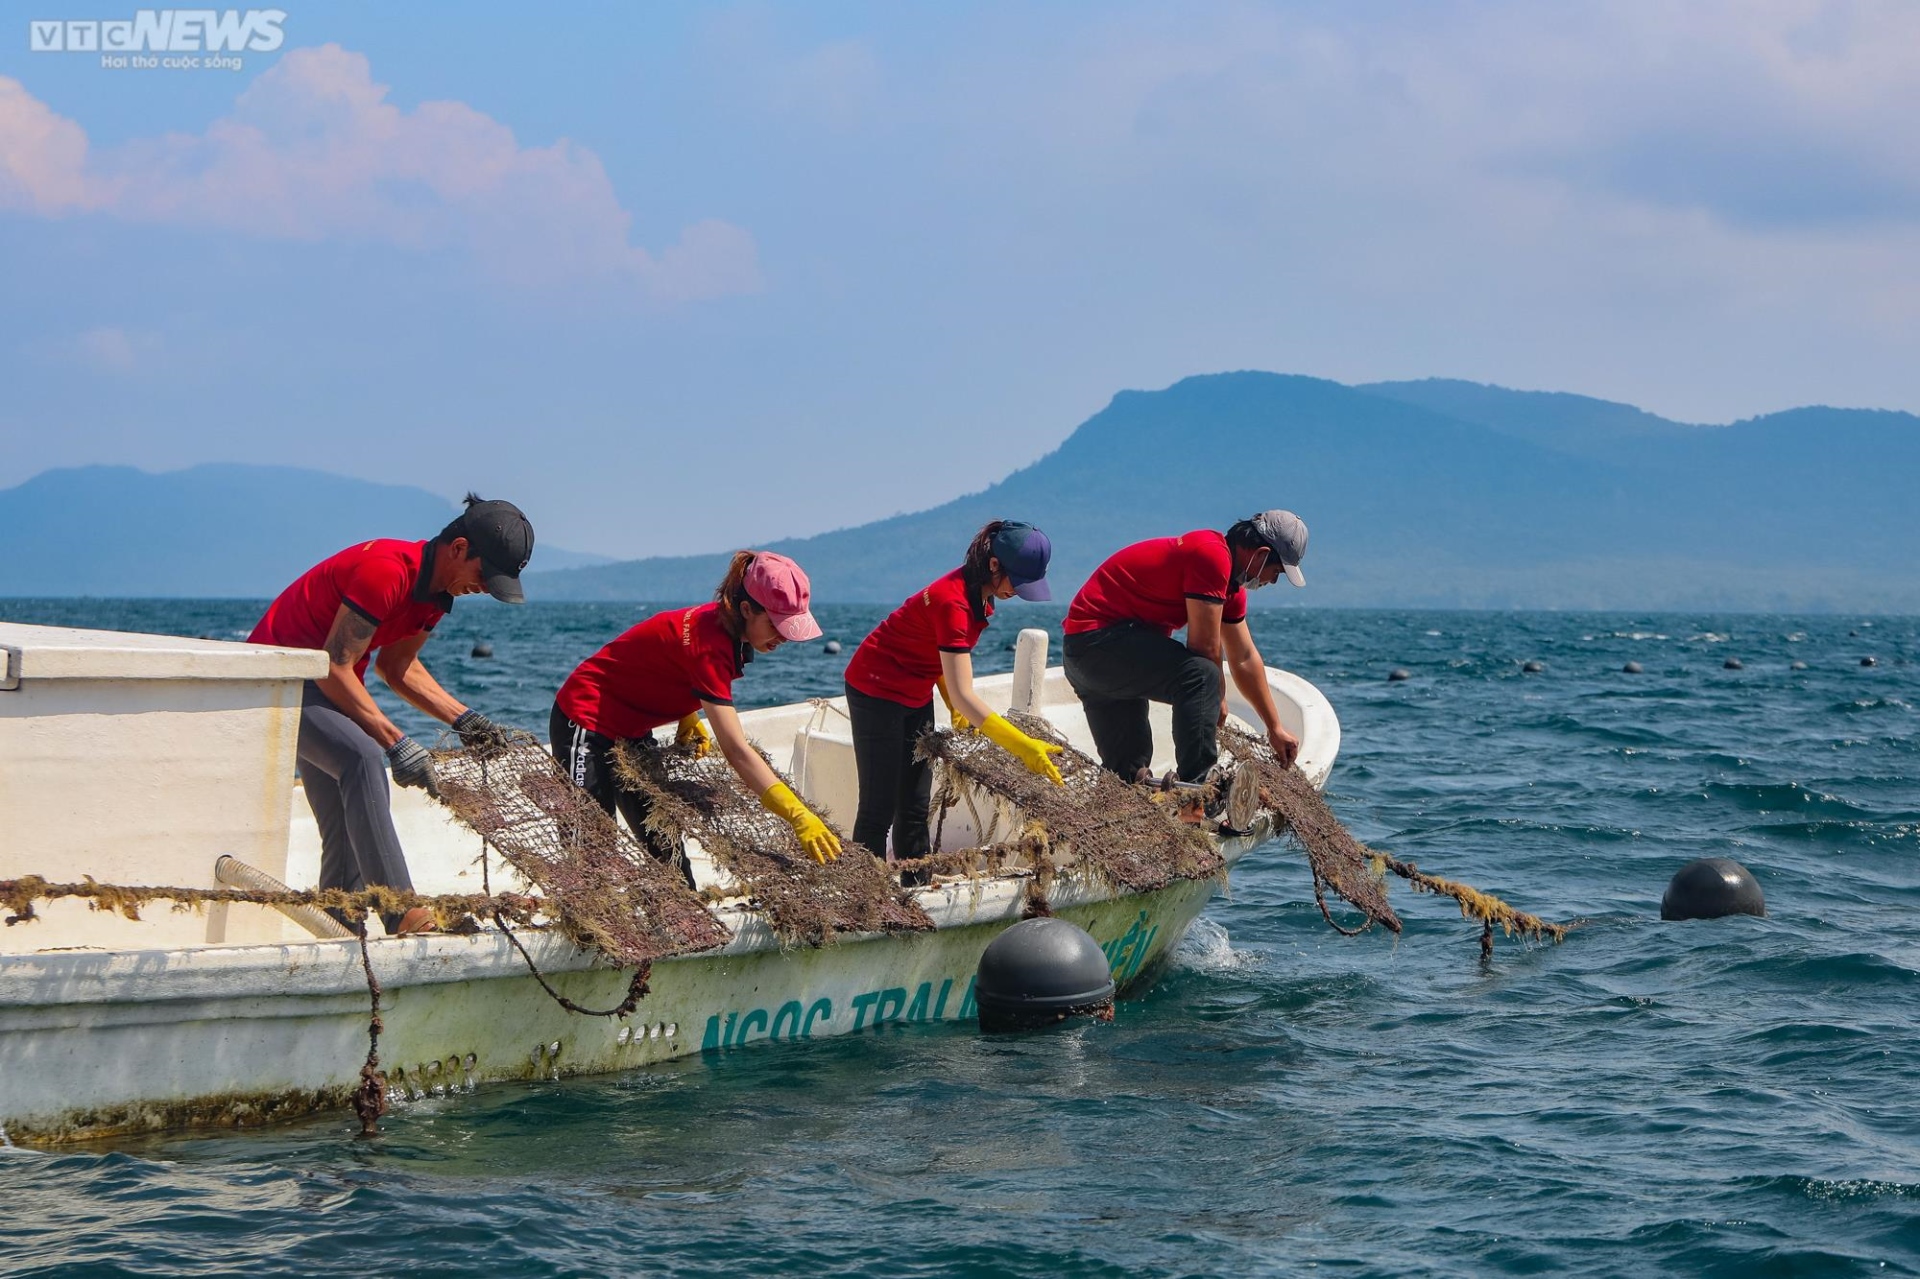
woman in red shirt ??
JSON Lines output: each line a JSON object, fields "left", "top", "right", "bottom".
{"left": 843, "top": 521, "right": 1061, "bottom": 883}
{"left": 551, "top": 550, "right": 841, "bottom": 881}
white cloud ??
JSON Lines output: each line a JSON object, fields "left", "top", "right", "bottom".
{"left": 0, "top": 45, "right": 760, "bottom": 300}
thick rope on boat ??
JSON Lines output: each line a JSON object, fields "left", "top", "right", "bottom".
{"left": 612, "top": 736, "right": 934, "bottom": 947}
{"left": 917, "top": 713, "right": 1223, "bottom": 893}
{"left": 1217, "top": 723, "right": 1567, "bottom": 954}
{"left": 0, "top": 875, "right": 545, "bottom": 930}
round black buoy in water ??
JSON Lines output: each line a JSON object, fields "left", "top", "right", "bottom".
{"left": 1623, "top": 661, "right": 1643, "bottom": 674}
{"left": 1861, "top": 656, "right": 1877, "bottom": 667}
{"left": 1723, "top": 657, "right": 1743, "bottom": 670}
{"left": 975, "top": 918, "right": 1115, "bottom": 1032}
{"left": 470, "top": 642, "right": 494, "bottom": 659}
{"left": 1388, "top": 668, "right": 1411, "bottom": 682}
{"left": 823, "top": 639, "right": 842, "bottom": 655}
{"left": 1661, "top": 857, "right": 1765, "bottom": 921}
{"left": 1522, "top": 660, "right": 1544, "bottom": 673}
{"left": 1790, "top": 660, "right": 1808, "bottom": 671}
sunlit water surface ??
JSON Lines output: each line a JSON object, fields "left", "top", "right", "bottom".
{"left": 2, "top": 601, "right": 1916, "bottom": 1276}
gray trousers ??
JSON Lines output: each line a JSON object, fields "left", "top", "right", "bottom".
{"left": 296, "top": 682, "right": 415, "bottom": 896}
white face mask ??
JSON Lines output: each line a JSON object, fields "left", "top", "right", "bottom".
{"left": 1235, "top": 546, "right": 1272, "bottom": 591}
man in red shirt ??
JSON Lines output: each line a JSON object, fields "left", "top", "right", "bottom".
{"left": 250, "top": 494, "right": 533, "bottom": 934}
{"left": 1063, "top": 510, "right": 1308, "bottom": 786}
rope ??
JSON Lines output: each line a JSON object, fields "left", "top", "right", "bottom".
{"left": 351, "top": 921, "right": 387, "bottom": 1137}
{"left": 491, "top": 909, "right": 653, "bottom": 1018}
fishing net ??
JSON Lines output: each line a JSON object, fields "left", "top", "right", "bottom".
{"left": 429, "top": 733, "right": 731, "bottom": 964}
{"left": 916, "top": 712, "right": 1223, "bottom": 894}
{"left": 1218, "top": 723, "right": 1566, "bottom": 956}
{"left": 612, "top": 737, "right": 934, "bottom": 947}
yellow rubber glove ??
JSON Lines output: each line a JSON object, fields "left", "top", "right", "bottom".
{"left": 935, "top": 676, "right": 971, "bottom": 731}
{"left": 674, "top": 713, "right": 714, "bottom": 758}
{"left": 758, "top": 782, "right": 843, "bottom": 863}
{"left": 978, "top": 714, "right": 1065, "bottom": 785}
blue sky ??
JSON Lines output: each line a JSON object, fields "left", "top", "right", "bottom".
{"left": 4, "top": 1, "right": 1917, "bottom": 558}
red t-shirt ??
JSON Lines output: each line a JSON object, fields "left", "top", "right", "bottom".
{"left": 554, "top": 602, "right": 748, "bottom": 740}
{"left": 248, "top": 539, "right": 451, "bottom": 680}
{"left": 1064, "top": 530, "right": 1248, "bottom": 636}
{"left": 845, "top": 568, "right": 993, "bottom": 706}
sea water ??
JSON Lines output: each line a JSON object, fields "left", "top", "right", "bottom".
{"left": 0, "top": 602, "right": 1916, "bottom": 1277}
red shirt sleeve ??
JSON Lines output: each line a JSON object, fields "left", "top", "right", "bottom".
{"left": 1224, "top": 587, "right": 1248, "bottom": 625}
{"left": 690, "top": 627, "right": 738, "bottom": 706}
{"left": 338, "top": 553, "right": 410, "bottom": 625}
{"left": 1180, "top": 535, "right": 1232, "bottom": 604}
{"left": 932, "top": 591, "right": 978, "bottom": 653}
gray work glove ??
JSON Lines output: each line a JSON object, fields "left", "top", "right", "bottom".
{"left": 452, "top": 709, "right": 511, "bottom": 750}
{"left": 385, "top": 735, "right": 438, "bottom": 792}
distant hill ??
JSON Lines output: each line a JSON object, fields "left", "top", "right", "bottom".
{"left": 0, "top": 464, "right": 611, "bottom": 598}
{"left": 528, "top": 373, "right": 1920, "bottom": 611}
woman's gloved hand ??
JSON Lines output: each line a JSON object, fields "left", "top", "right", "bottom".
{"left": 978, "top": 714, "right": 1065, "bottom": 785}
{"left": 758, "top": 782, "right": 842, "bottom": 863}
{"left": 385, "top": 736, "right": 439, "bottom": 793}
{"left": 674, "top": 713, "right": 715, "bottom": 758}
{"left": 935, "top": 677, "right": 971, "bottom": 731}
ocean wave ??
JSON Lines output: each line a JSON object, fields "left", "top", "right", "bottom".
{"left": 1701, "top": 780, "right": 1875, "bottom": 819}
{"left": 1171, "top": 919, "right": 1264, "bottom": 974}
{"left": 1831, "top": 696, "right": 1913, "bottom": 714}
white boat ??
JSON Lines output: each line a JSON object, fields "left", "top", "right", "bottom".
{"left": 0, "top": 621, "right": 1339, "bottom": 1145}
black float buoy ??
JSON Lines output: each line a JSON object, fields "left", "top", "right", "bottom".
{"left": 1388, "top": 668, "right": 1411, "bottom": 682}
{"left": 1723, "top": 657, "right": 1743, "bottom": 670}
{"left": 823, "top": 639, "right": 842, "bottom": 656}
{"left": 975, "top": 918, "right": 1116, "bottom": 1032}
{"left": 1661, "top": 857, "right": 1766, "bottom": 921}
{"left": 1623, "top": 661, "right": 1643, "bottom": 674}
{"left": 1522, "top": 660, "right": 1544, "bottom": 673}
{"left": 1861, "top": 656, "right": 1877, "bottom": 667}
{"left": 1791, "top": 660, "right": 1807, "bottom": 671}
{"left": 470, "top": 641, "right": 494, "bottom": 659}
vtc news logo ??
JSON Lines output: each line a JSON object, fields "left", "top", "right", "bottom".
{"left": 28, "top": 10, "right": 287, "bottom": 54}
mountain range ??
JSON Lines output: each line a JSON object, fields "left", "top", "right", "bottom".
{"left": 3, "top": 374, "right": 1914, "bottom": 610}
{"left": 527, "top": 373, "right": 1920, "bottom": 611}
{"left": 0, "top": 464, "right": 609, "bottom": 598}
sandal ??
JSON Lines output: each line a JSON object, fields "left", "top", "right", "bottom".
{"left": 394, "top": 907, "right": 439, "bottom": 936}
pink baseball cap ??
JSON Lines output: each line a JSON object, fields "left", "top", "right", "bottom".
{"left": 743, "top": 552, "right": 823, "bottom": 641}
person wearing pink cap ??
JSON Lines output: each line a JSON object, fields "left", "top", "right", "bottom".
{"left": 550, "top": 550, "right": 842, "bottom": 873}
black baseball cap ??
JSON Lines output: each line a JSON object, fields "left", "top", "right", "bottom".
{"left": 453, "top": 495, "right": 535, "bottom": 603}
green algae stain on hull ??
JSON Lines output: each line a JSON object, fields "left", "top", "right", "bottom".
{"left": 4, "top": 879, "right": 1218, "bottom": 1145}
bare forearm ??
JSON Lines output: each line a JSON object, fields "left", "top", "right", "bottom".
{"left": 317, "top": 669, "right": 404, "bottom": 748}
{"left": 1229, "top": 656, "right": 1282, "bottom": 729}
{"left": 940, "top": 652, "right": 995, "bottom": 726}
{"left": 318, "top": 605, "right": 402, "bottom": 747}
{"left": 706, "top": 704, "right": 779, "bottom": 795}
{"left": 1186, "top": 638, "right": 1223, "bottom": 663}
{"left": 380, "top": 660, "right": 466, "bottom": 724}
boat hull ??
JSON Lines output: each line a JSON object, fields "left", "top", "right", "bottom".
{"left": 0, "top": 872, "right": 1221, "bottom": 1145}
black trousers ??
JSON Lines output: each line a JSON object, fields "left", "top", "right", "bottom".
{"left": 845, "top": 682, "right": 935, "bottom": 860}
{"left": 1063, "top": 623, "right": 1223, "bottom": 783}
{"left": 548, "top": 703, "right": 693, "bottom": 887}
{"left": 295, "top": 682, "right": 413, "bottom": 934}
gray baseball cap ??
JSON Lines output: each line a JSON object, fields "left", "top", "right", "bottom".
{"left": 1250, "top": 510, "right": 1308, "bottom": 587}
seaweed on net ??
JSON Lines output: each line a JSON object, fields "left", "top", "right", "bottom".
{"left": 429, "top": 733, "right": 731, "bottom": 964}
{"left": 916, "top": 712, "right": 1224, "bottom": 893}
{"left": 610, "top": 737, "right": 934, "bottom": 948}
{"left": 1217, "top": 722, "right": 1567, "bottom": 955}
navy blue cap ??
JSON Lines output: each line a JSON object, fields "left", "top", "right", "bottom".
{"left": 992, "top": 522, "right": 1053, "bottom": 601}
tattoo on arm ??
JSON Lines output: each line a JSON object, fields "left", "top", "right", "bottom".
{"left": 324, "top": 608, "right": 379, "bottom": 668}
